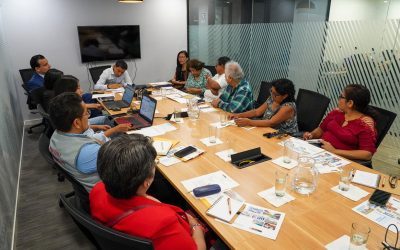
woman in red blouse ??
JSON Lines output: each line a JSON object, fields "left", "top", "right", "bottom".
{"left": 303, "top": 84, "right": 377, "bottom": 161}
{"left": 90, "top": 134, "right": 206, "bottom": 250}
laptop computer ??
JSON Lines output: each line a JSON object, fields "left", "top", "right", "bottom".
{"left": 114, "top": 95, "right": 157, "bottom": 129}
{"left": 103, "top": 84, "right": 135, "bottom": 109}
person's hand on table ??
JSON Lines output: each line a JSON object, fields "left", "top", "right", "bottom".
{"left": 228, "top": 113, "right": 238, "bottom": 120}
{"left": 211, "top": 98, "right": 220, "bottom": 108}
{"left": 107, "top": 83, "right": 122, "bottom": 89}
{"left": 234, "top": 118, "right": 251, "bottom": 127}
{"left": 87, "top": 103, "right": 103, "bottom": 110}
{"left": 303, "top": 132, "right": 313, "bottom": 140}
{"left": 321, "top": 140, "right": 336, "bottom": 152}
{"left": 114, "top": 123, "right": 132, "bottom": 132}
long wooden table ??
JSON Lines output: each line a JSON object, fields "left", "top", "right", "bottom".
{"left": 104, "top": 95, "right": 396, "bottom": 249}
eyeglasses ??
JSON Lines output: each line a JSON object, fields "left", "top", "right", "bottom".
{"left": 339, "top": 94, "right": 346, "bottom": 99}
{"left": 270, "top": 89, "right": 281, "bottom": 97}
{"left": 389, "top": 175, "right": 398, "bottom": 189}
{"left": 82, "top": 109, "right": 91, "bottom": 118}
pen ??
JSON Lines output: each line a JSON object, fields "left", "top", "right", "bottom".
{"left": 161, "top": 142, "right": 164, "bottom": 151}
{"left": 250, "top": 227, "right": 262, "bottom": 233}
{"left": 227, "top": 197, "right": 232, "bottom": 215}
{"left": 382, "top": 176, "right": 386, "bottom": 188}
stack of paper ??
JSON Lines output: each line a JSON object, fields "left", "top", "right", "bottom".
{"left": 206, "top": 194, "right": 245, "bottom": 222}
{"left": 152, "top": 141, "right": 173, "bottom": 156}
{"left": 351, "top": 170, "right": 381, "bottom": 188}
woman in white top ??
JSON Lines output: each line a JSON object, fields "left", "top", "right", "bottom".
{"left": 204, "top": 56, "right": 230, "bottom": 102}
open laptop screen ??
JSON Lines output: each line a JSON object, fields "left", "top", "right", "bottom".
{"left": 139, "top": 95, "right": 156, "bottom": 121}
{"left": 122, "top": 85, "right": 135, "bottom": 104}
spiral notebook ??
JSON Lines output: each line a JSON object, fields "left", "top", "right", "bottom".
{"left": 206, "top": 194, "right": 245, "bottom": 223}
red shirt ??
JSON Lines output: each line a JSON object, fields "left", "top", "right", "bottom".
{"left": 90, "top": 182, "right": 197, "bottom": 250}
{"left": 320, "top": 109, "right": 377, "bottom": 154}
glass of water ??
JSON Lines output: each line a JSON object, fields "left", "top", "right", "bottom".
{"left": 349, "top": 223, "right": 370, "bottom": 250}
{"left": 339, "top": 168, "right": 353, "bottom": 191}
{"left": 275, "top": 171, "right": 288, "bottom": 197}
{"left": 283, "top": 140, "right": 294, "bottom": 164}
{"left": 173, "top": 107, "right": 183, "bottom": 123}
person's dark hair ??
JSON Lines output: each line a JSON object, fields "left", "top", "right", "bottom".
{"left": 188, "top": 59, "right": 205, "bottom": 71}
{"left": 53, "top": 75, "right": 79, "bottom": 96}
{"left": 30, "top": 54, "right": 45, "bottom": 70}
{"left": 176, "top": 50, "right": 189, "bottom": 67}
{"left": 217, "top": 56, "right": 231, "bottom": 66}
{"left": 97, "top": 134, "right": 157, "bottom": 199}
{"left": 115, "top": 60, "right": 128, "bottom": 70}
{"left": 344, "top": 84, "right": 377, "bottom": 120}
{"left": 48, "top": 92, "right": 84, "bottom": 132}
{"left": 44, "top": 69, "right": 64, "bottom": 90}
{"left": 271, "top": 78, "right": 296, "bottom": 104}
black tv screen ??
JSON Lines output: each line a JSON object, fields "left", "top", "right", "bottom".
{"left": 77, "top": 25, "right": 141, "bottom": 63}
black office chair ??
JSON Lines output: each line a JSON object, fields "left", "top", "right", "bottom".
{"left": 55, "top": 163, "right": 90, "bottom": 213}
{"left": 204, "top": 65, "right": 217, "bottom": 76}
{"left": 59, "top": 193, "right": 154, "bottom": 250}
{"left": 19, "top": 68, "right": 48, "bottom": 133}
{"left": 355, "top": 106, "right": 397, "bottom": 168}
{"left": 89, "top": 65, "right": 111, "bottom": 84}
{"left": 295, "top": 89, "right": 331, "bottom": 133}
{"left": 254, "top": 81, "right": 272, "bottom": 108}
{"left": 371, "top": 106, "right": 397, "bottom": 148}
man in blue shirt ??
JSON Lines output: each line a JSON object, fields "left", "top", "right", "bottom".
{"left": 48, "top": 93, "right": 130, "bottom": 191}
{"left": 26, "top": 54, "right": 51, "bottom": 91}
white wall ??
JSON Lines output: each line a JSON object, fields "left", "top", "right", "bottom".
{"left": 1, "top": 0, "right": 187, "bottom": 120}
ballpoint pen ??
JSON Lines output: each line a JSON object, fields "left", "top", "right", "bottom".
{"left": 382, "top": 176, "right": 386, "bottom": 188}
{"left": 227, "top": 197, "right": 232, "bottom": 215}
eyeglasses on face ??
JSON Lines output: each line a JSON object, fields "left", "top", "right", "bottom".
{"left": 82, "top": 109, "right": 91, "bottom": 117}
{"left": 339, "top": 94, "right": 346, "bottom": 99}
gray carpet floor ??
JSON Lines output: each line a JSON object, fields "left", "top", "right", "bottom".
{"left": 15, "top": 128, "right": 95, "bottom": 250}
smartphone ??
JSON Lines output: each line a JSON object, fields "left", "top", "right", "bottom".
{"left": 263, "top": 132, "right": 279, "bottom": 138}
{"left": 369, "top": 189, "right": 391, "bottom": 207}
{"left": 174, "top": 146, "right": 197, "bottom": 158}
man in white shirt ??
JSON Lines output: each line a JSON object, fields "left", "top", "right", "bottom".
{"left": 94, "top": 60, "right": 133, "bottom": 90}
{"left": 204, "top": 56, "right": 230, "bottom": 102}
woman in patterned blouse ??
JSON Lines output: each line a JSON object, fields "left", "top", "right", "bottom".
{"left": 184, "top": 59, "right": 211, "bottom": 95}
{"left": 304, "top": 84, "right": 377, "bottom": 161}
{"left": 229, "top": 78, "right": 298, "bottom": 134}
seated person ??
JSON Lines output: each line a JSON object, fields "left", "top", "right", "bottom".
{"left": 185, "top": 59, "right": 211, "bottom": 95}
{"left": 229, "top": 79, "right": 298, "bottom": 133}
{"left": 204, "top": 56, "right": 230, "bottom": 102}
{"left": 211, "top": 61, "right": 254, "bottom": 113}
{"left": 171, "top": 50, "right": 189, "bottom": 89}
{"left": 94, "top": 60, "right": 133, "bottom": 90}
{"left": 53, "top": 75, "right": 131, "bottom": 141}
{"left": 303, "top": 84, "right": 377, "bottom": 161}
{"left": 90, "top": 134, "right": 206, "bottom": 250}
{"left": 42, "top": 69, "right": 64, "bottom": 112}
{"left": 26, "top": 54, "right": 51, "bottom": 91}
{"left": 48, "top": 93, "right": 102, "bottom": 192}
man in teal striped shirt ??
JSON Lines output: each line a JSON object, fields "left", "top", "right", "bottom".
{"left": 211, "top": 61, "right": 254, "bottom": 113}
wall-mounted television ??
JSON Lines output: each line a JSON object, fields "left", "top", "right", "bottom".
{"left": 77, "top": 25, "right": 141, "bottom": 63}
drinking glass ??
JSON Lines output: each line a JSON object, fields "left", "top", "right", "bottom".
{"left": 209, "top": 125, "right": 217, "bottom": 143}
{"left": 349, "top": 223, "right": 370, "bottom": 250}
{"left": 219, "top": 112, "right": 228, "bottom": 126}
{"left": 283, "top": 140, "right": 294, "bottom": 163}
{"left": 275, "top": 171, "right": 288, "bottom": 197}
{"left": 339, "top": 168, "right": 353, "bottom": 191}
{"left": 173, "top": 107, "right": 183, "bottom": 122}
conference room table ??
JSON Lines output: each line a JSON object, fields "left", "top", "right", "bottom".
{"left": 103, "top": 93, "right": 397, "bottom": 249}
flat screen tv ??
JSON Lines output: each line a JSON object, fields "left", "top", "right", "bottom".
{"left": 77, "top": 25, "right": 141, "bottom": 63}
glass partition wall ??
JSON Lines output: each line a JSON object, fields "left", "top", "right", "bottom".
{"left": 188, "top": 0, "right": 400, "bottom": 171}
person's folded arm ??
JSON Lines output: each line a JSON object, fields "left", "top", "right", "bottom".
{"left": 123, "top": 71, "right": 133, "bottom": 87}
{"left": 330, "top": 148, "right": 373, "bottom": 161}
{"left": 219, "top": 87, "right": 252, "bottom": 113}
{"left": 76, "top": 144, "right": 101, "bottom": 174}
{"left": 248, "top": 105, "right": 294, "bottom": 127}
{"left": 94, "top": 71, "right": 109, "bottom": 90}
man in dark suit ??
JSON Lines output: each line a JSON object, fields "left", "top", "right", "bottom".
{"left": 27, "top": 54, "right": 51, "bottom": 91}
